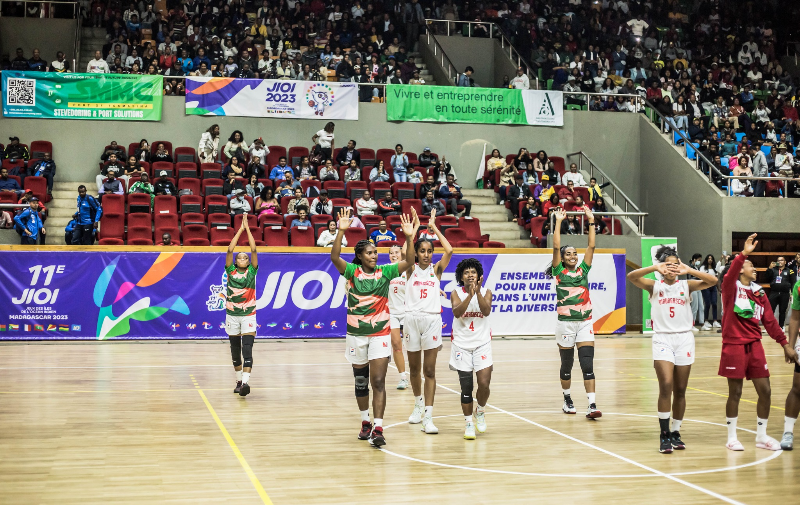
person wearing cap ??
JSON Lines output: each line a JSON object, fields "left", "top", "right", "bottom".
{"left": 154, "top": 171, "right": 177, "bottom": 196}
{"left": 98, "top": 168, "right": 124, "bottom": 200}
{"left": 538, "top": 174, "right": 555, "bottom": 203}
{"left": 409, "top": 69, "right": 425, "bottom": 85}
{"left": 277, "top": 170, "right": 301, "bottom": 198}
{"left": 417, "top": 147, "right": 439, "bottom": 172}
{"left": 14, "top": 196, "right": 45, "bottom": 245}
{"left": 775, "top": 143, "right": 794, "bottom": 173}
{"left": 4, "top": 137, "right": 29, "bottom": 161}
{"left": 564, "top": 75, "right": 583, "bottom": 103}
{"left": 311, "top": 190, "right": 333, "bottom": 216}
{"left": 230, "top": 189, "right": 251, "bottom": 216}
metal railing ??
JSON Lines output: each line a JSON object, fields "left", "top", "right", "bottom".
{"left": 563, "top": 91, "right": 645, "bottom": 112}
{"left": 0, "top": 0, "right": 78, "bottom": 18}
{"left": 423, "top": 23, "right": 460, "bottom": 85}
{"left": 425, "top": 18, "right": 539, "bottom": 89}
{"left": 549, "top": 211, "right": 647, "bottom": 237}
{"left": 0, "top": 204, "right": 28, "bottom": 209}
{"left": 645, "top": 100, "right": 799, "bottom": 196}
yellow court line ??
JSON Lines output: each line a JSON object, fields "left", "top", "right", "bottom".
{"left": 196, "top": 387, "right": 274, "bottom": 505}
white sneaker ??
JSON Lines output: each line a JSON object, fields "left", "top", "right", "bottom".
{"left": 464, "top": 422, "right": 476, "bottom": 440}
{"left": 712, "top": 321, "right": 721, "bottom": 328}
{"left": 397, "top": 378, "right": 410, "bottom": 390}
{"left": 475, "top": 410, "right": 487, "bottom": 433}
{"left": 755, "top": 436, "right": 782, "bottom": 451}
{"left": 421, "top": 415, "right": 439, "bottom": 434}
{"left": 701, "top": 322, "right": 712, "bottom": 331}
{"left": 726, "top": 440, "right": 745, "bottom": 451}
{"left": 408, "top": 403, "right": 424, "bottom": 424}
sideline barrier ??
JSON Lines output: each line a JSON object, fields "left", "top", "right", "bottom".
{"left": 0, "top": 247, "right": 626, "bottom": 340}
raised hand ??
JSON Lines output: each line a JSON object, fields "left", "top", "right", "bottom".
{"left": 743, "top": 233, "right": 758, "bottom": 255}
{"left": 554, "top": 208, "right": 567, "bottom": 222}
{"left": 429, "top": 208, "right": 436, "bottom": 228}
{"left": 655, "top": 262, "right": 671, "bottom": 277}
{"left": 673, "top": 261, "right": 691, "bottom": 276}
{"left": 399, "top": 212, "right": 415, "bottom": 237}
{"left": 243, "top": 215, "right": 250, "bottom": 230}
{"left": 337, "top": 208, "right": 352, "bottom": 230}
{"left": 476, "top": 275, "right": 484, "bottom": 290}
{"left": 583, "top": 207, "right": 595, "bottom": 221}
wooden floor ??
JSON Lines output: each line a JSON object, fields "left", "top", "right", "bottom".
{"left": 0, "top": 336, "right": 797, "bottom": 504}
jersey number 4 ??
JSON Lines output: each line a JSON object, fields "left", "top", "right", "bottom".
{"left": 469, "top": 321, "right": 475, "bottom": 331}
{"left": 420, "top": 289, "right": 428, "bottom": 299}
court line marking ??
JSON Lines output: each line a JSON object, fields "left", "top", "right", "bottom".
{"left": 192, "top": 376, "right": 274, "bottom": 505}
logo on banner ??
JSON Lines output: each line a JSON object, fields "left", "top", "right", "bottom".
{"left": 539, "top": 93, "right": 555, "bottom": 116}
{"left": 305, "top": 83, "right": 335, "bottom": 116}
{"left": 206, "top": 272, "right": 227, "bottom": 311}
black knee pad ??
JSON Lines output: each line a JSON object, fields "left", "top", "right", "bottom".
{"left": 559, "top": 348, "right": 574, "bottom": 381}
{"left": 354, "top": 364, "right": 369, "bottom": 397}
{"left": 458, "top": 370, "right": 474, "bottom": 404}
{"left": 578, "top": 346, "right": 595, "bottom": 380}
{"left": 229, "top": 336, "right": 242, "bottom": 367}
{"left": 241, "top": 334, "right": 254, "bottom": 368}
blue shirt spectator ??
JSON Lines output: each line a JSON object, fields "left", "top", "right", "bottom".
{"left": 0, "top": 168, "right": 23, "bottom": 196}
{"left": 369, "top": 227, "right": 396, "bottom": 244}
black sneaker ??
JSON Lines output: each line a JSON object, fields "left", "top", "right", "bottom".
{"left": 369, "top": 426, "right": 386, "bottom": 447}
{"left": 234, "top": 381, "right": 242, "bottom": 394}
{"left": 660, "top": 432, "right": 674, "bottom": 454}
{"left": 238, "top": 382, "right": 250, "bottom": 397}
{"left": 358, "top": 421, "right": 373, "bottom": 440}
{"left": 671, "top": 431, "right": 685, "bottom": 450}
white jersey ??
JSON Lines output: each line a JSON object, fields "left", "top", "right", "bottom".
{"left": 388, "top": 270, "right": 407, "bottom": 314}
{"left": 650, "top": 279, "right": 693, "bottom": 333}
{"left": 405, "top": 264, "right": 441, "bottom": 314}
{"left": 451, "top": 287, "right": 491, "bottom": 348}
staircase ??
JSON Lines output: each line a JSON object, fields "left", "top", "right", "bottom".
{"left": 408, "top": 51, "right": 436, "bottom": 85}
{"left": 461, "top": 188, "right": 531, "bottom": 248}
{"left": 46, "top": 181, "right": 94, "bottom": 245}
{"left": 78, "top": 27, "right": 107, "bottom": 72}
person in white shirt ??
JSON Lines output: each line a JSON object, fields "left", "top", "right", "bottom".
{"left": 562, "top": 163, "right": 587, "bottom": 186}
{"left": 626, "top": 15, "right": 649, "bottom": 41}
{"left": 317, "top": 219, "right": 347, "bottom": 247}
{"left": 249, "top": 138, "right": 269, "bottom": 163}
{"left": 87, "top": 51, "right": 110, "bottom": 73}
{"left": 775, "top": 144, "right": 794, "bottom": 173}
{"left": 355, "top": 190, "right": 378, "bottom": 216}
{"left": 312, "top": 122, "right": 335, "bottom": 161}
{"left": 125, "top": 48, "right": 142, "bottom": 69}
{"left": 509, "top": 67, "right": 530, "bottom": 90}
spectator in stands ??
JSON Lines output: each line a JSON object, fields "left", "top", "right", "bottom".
{"left": 418, "top": 147, "right": 440, "bottom": 173}
{"left": 532, "top": 150, "right": 549, "bottom": 177}
{"left": 27, "top": 49, "right": 47, "bottom": 71}
{"left": 269, "top": 157, "right": 291, "bottom": 181}
{"left": 355, "top": 190, "right": 378, "bottom": 216}
{"left": 560, "top": 213, "right": 581, "bottom": 235}
{"left": 0, "top": 166, "right": 23, "bottom": 201}
{"left": 223, "top": 130, "right": 248, "bottom": 163}
{"left": 14, "top": 197, "right": 45, "bottom": 245}
{"left": 296, "top": 156, "right": 317, "bottom": 181}
{"left": 87, "top": 50, "right": 109, "bottom": 73}
{"left": 390, "top": 144, "right": 410, "bottom": 183}
{"left": 119, "top": 155, "right": 144, "bottom": 186}
{"left": 286, "top": 187, "right": 309, "bottom": 215}
{"left": 154, "top": 171, "right": 177, "bottom": 196}
{"left": 457, "top": 66, "right": 476, "bottom": 87}
{"left": 749, "top": 144, "right": 769, "bottom": 197}
{"left": 100, "top": 141, "right": 124, "bottom": 162}
{"left": 343, "top": 160, "right": 361, "bottom": 182}
{"left": 422, "top": 189, "right": 446, "bottom": 217}
{"left": 310, "top": 190, "right": 333, "bottom": 216}
{"left": 247, "top": 155, "right": 266, "bottom": 180}
{"left": 151, "top": 143, "right": 172, "bottom": 163}
{"left": 94, "top": 152, "right": 124, "bottom": 193}
{"left": 407, "top": 166, "right": 425, "bottom": 184}
{"left": 256, "top": 187, "right": 280, "bottom": 217}
{"left": 230, "top": 189, "right": 251, "bottom": 216}
{"left": 290, "top": 206, "right": 311, "bottom": 229}
{"left": 588, "top": 178, "right": 603, "bottom": 203}
{"left": 312, "top": 122, "right": 335, "bottom": 161}
{"left": 541, "top": 161, "right": 562, "bottom": 186}
{"left": 510, "top": 67, "right": 530, "bottom": 90}
{"left": 389, "top": 68, "right": 405, "bottom": 85}
{"left": 199, "top": 124, "right": 220, "bottom": 163}
{"left": 507, "top": 175, "right": 531, "bottom": 224}
{"left": 245, "top": 175, "right": 264, "bottom": 200}
{"left": 28, "top": 152, "right": 56, "bottom": 194}
{"left": 369, "top": 220, "right": 396, "bottom": 244}
{"left": 249, "top": 138, "right": 268, "bottom": 163}
{"left": 335, "top": 140, "right": 361, "bottom": 167}
{"left": 420, "top": 175, "right": 439, "bottom": 199}
{"left": 558, "top": 180, "right": 577, "bottom": 205}
{"left": 439, "top": 173, "right": 471, "bottom": 217}
{"left": 277, "top": 170, "right": 301, "bottom": 199}
{"left": 51, "top": 51, "right": 70, "bottom": 73}
{"left": 4, "top": 137, "right": 29, "bottom": 161}
{"left": 318, "top": 220, "right": 347, "bottom": 247}
{"left": 132, "top": 139, "right": 150, "bottom": 163}
{"left": 484, "top": 149, "right": 506, "bottom": 189}
{"left": 220, "top": 171, "right": 243, "bottom": 200}
{"left": 223, "top": 156, "right": 246, "bottom": 179}
{"left": 562, "top": 163, "right": 587, "bottom": 186}
{"left": 369, "top": 160, "right": 391, "bottom": 182}
{"left": 159, "top": 233, "right": 173, "bottom": 246}
{"left": 409, "top": 69, "right": 425, "bottom": 85}
{"left": 98, "top": 168, "right": 124, "bottom": 200}
{"left": 378, "top": 190, "right": 401, "bottom": 217}
{"left": 521, "top": 196, "right": 539, "bottom": 225}
{"left": 317, "top": 159, "right": 338, "bottom": 182}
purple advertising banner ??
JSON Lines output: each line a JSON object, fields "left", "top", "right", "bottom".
{"left": 0, "top": 251, "right": 625, "bottom": 340}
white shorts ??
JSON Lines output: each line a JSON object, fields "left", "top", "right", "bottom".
{"left": 652, "top": 331, "right": 695, "bottom": 366}
{"left": 555, "top": 319, "right": 594, "bottom": 348}
{"left": 404, "top": 312, "right": 443, "bottom": 352}
{"left": 225, "top": 314, "right": 257, "bottom": 336}
{"left": 389, "top": 313, "right": 405, "bottom": 330}
{"left": 449, "top": 341, "right": 493, "bottom": 372}
{"left": 345, "top": 334, "right": 392, "bottom": 365}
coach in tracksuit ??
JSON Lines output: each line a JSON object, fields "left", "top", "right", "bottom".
{"left": 73, "top": 185, "right": 102, "bottom": 245}
{"left": 14, "top": 197, "right": 45, "bottom": 245}
{"left": 764, "top": 256, "right": 796, "bottom": 328}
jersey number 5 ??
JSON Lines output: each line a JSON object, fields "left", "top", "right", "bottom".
{"left": 669, "top": 307, "right": 675, "bottom": 318}
{"left": 420, "top": 289, "right": 428, "bottom": 299}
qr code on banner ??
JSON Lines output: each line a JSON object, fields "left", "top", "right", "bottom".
{"left": 6, "top": 78, "right": 35, "bottom": 106}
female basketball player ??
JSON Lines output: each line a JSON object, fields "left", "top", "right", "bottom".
{"left": 388, "top": 245, "right": 410, "bottom": 390}
{"left": 781, "top": 277, "right": 800, "bottom": 450}
{"left": 405, "top": 210, "right": 453, "bottom": 435}
{"left": 330, "top": 208, "right": 419, "bottom": 447}
{"left": 225, "top": 217, "right": 258, "bottom": 397}
{"left": 627, "top": 247, "right": 718, "bottom": 453}
{"left": 551, "top": 207, "right": 599, "bottom": 418}
{"left": 450, "top": 258, "right": 493, "bottom": 440}
{"left": 719, "top": 234, "right": 798, "bottom": 452}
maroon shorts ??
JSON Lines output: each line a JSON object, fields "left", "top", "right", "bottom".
{"left": 718, "top": 341, "right": 770, "bottom": 380}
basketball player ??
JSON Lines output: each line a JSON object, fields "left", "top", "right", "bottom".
{"left": 406, "top": 210, "right": 453, "bottom": 434}
{"left": 450, "top": 258, "right": 493, "bottom": 440}
{"left": 388, "top": 245, "right": 410, "bottom": 390}
{"left": 330, "top": 208, "right": 419, "bottom": 447}
{"left": 719, "top": 234, "right": 798, "bottom": 451}
{"left": 225, "top": 218, "right": 258, "bottom": 397}
{"left": 780, "top": 276, "right": 800, "bottom": 450}
{"left": 627, "top": 248, "right": 718, "bottom": 453}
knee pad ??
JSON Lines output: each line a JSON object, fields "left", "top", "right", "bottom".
{"left": 559, "top": 348, "right": 574, "bottom": 381}
{"left": 229, "top": 336, "right": 242, "bottom": 367}
{"left": 578, "top": 346, "right": 595, "bottom": 380}
{"left": 241, "top": 335, "right": 254, "bottom": 368}
{"left": 458, "top": 370, "right": 474, "bottom": 404}
{"left": 353, "top": 364, "right": 369, "bottom": 397}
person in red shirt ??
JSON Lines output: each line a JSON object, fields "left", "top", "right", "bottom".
{"left": 719, "top": 233, "right": 799, "bottom": 452}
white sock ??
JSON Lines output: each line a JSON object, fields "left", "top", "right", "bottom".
{"left": 658, "top": 411, "right": 670, "bottom": 420}
{"left": 671, "top": 419, "right": 683, "bottom": 432}
{"left": 477, "top": 404, "right": 486, "bottom": 413}
{"left": 587, "top": 392, "right": 596, "bottom": 404}
{"left": 756, "top": 417, "right": 768, "bottom": 438}
{"left": 400, "top": 371, "right": 408, "bottom": 379}
{"left": 465, "top": 415, "right": 472, "bottom": 424}
{"left": 785, "top": 416, "right": 797, "bottom": 434}
{"left": 235, "top": 370, "right": 243, "bottom": 382}
{"left": 415, "top": 395, "right": 424, "bottom": 406}
{"left": 425, "top": 406, "right": 433, "bottom": 417}
{"left": 374, "top": 418, "right": 382, "bottom": 428}
{"left": 563, "top": 388, "right": 571, "bottom": 396}
{"left": 242, "top": 372, "right": 250, "bottom": 384}
{"left": 726, "top": 417, "right": 738, "bottom": 442}
{"left": 360, "top": 410, "right": 370, "bottom": 422}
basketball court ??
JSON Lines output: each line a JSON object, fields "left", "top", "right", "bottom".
{"left": 1, "top": 335, "right": 795, "bottom": 504}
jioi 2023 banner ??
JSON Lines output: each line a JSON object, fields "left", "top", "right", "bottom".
{"left": 0, "top": 251, "right": 625, "bottom": 340}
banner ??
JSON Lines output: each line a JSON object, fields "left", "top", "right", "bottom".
{"left": 185, "top": 78, "right": 359, "bottom": 120}
{"left": 640, "top": 237, "right": 678, "bottom": 332}
{"left": 0, "top": 251, "right": 624, "bottom": 340}
{"left": 386, "top": 84, "right": 563, "bottom": 126}
{"left": 2, "top": 71, "right": 163, "bottom": 121}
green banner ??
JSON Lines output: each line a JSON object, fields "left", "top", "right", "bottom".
{"left": 640, "top": 237, "right": 678, "bottom": 332}
{"left": 2, "top": 71, "right": 162, "bottom": 121}
{"left": 386, "top": 84, "right": 563, "bottom": 126}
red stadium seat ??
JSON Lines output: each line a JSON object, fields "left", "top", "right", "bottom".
{"left": 343, "top": 228, "right": 366, "bottom": 245}
{"left": 99, "top": 213, "right": 125, "bottom": 240}
{"left": 176, "top": 162, "right": 198, "bottom": 179}
{"left": 201, "top": 163, "right": 221, "bottom": 179}
{"left": 290, "top": 226, "right": 315, "bottom": 246}
{"left": 263, "top": 226, "right": 289, "bottom": 246}
{"left": 127, "top": 226, "right": 153, "bottom": 244}
{"left": 126, "top": 213, "right": 151, "bottom": 229}
{"left": 233, "top": 214, "right": 257, "bottom": 230}
{"left": 376, "top": 149, "right": 394, "bottom": 171}
{"left": 401, "top": 199, "right": 422, "bottom": 217}
{"left": 24, "top": 176, "right": 49, "bottom": 202}
{"left": 183, "top": 224, "right": 209, "bottom": 243}
{"left": 208, "top": 213, "right": 232, "bottom": 229}
{"left": 174, "top": 147, "right": 197, "bottom": 164}
{"left": 322, "top": 180, "right": 345, "bottom": 199}
{"left": 30, "top": 140, "right": 52, "bottom": 158}
{"left": 127, "top": 193, "right": 152, "bottom": 214}
{"left": 458, "top": 217, "right": 490, "bottom": 246}
{"left": 152, "top": 161, "right": 174, "bottom": 179}
{"left": 202, "top": 178, "right": 224, "bottom": 196}
{"left": 154, "top": 196, "right": 177, "bottom": 215}
{"left": 258, "top": 213, "right": 284, "bottom": 227}
{"left": 444, "top": 228, "right": 468, "bottom": 243}
{"left": 393, "top": 182, "right": 416, "bottom": 200}
{"left": 98, "top": 238, "right": 125, "bottom": 245}
{"left": 455, "top": 240, "right": 480, "bottom": 248}
{"left": 181, "top": 212, "right": 206, "bottom": 227}
{"left": 301, "top": 179, "right": 321, "bottom": 196}
{"left": 360, "top": 166, "right": 373, "bottom": 182}
{"left": 436, "top": 215, "right": 458, "bottom": 235}
{"left": 483, "top": 241, "right": 506, "bottom": 248}
{"left": 205, "top": 195, "right": 228, "bottom": 216}
{"left": 376, "top": 240, "right": 400, "bottom": 248}
{"left": 128, "top": 238, "right": 154, "bottom": 245}
{"left": 361, "top": 214, "right": 381, "bottom": 225}
{"left": 236, "top": 227, "right": 263, "bottom": 245}
{"left": 603, "top": 218, "right": 623, "bottom": 235}
{"left": 179, "top": 177, "right": 201, "bottom": 197}
{"left": 184, "top": 237, "right": 211, "bottom": 246}
{"left": 551, "top": 156, "right": 565, "bottom": 176}
{"left": 266, "top": 146, "right": 287, "bottom": 169}
{"left": 346, "top": 181, "right": 368, "bottom": 200}
{"left": 210, "top": 227, "right": 235, "bottom": 246}
{"left": 154, "top": 213, "right": 178, "bottom": 230}
{"left": 288, "top": 146, "right": 309, "bottom": 166}
{"left": 101, "top": 194, "right": 125, "bottom": 215}
{"left": 180, "top": 195, "right": 203, "bottom": 214}
{"left": 369, "top": 181, "right": 391, "bottom": 196}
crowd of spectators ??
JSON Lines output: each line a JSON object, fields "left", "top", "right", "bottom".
{"left": 1, "top": 137, "right": 56, "bottom": 244}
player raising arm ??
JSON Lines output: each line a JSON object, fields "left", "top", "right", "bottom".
{"left": 330, "top": 208, "right": 419, "bottom": 447}
{"left": 628, "top": 248, "right": 717, "bottom": 453}
{"left": 224, "top": 217, "right": 258, "bottom": 397}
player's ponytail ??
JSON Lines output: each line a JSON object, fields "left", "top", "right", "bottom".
{"left": 352, "top": 239, "right": 371, "bottom": 265}
{"left": 546, "top": 245, "right": 571, "bottom": 278}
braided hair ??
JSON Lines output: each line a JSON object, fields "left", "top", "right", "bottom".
{"left": 352, "top": 239, "right": 373, "bottom": 265}
{"left": 655, "top": 246, "right": 679, "bottom": 263}
{"left": 455, "top": 258, "right": 483, "bottom": 286}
